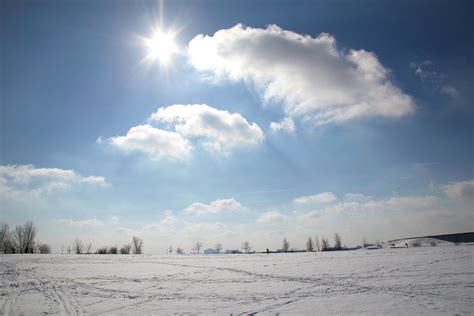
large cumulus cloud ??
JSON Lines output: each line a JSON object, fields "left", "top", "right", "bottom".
{"left": 188, "top": 24, "right": 415, "bottom": 126}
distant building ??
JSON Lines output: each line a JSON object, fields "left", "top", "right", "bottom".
{"left": 364, "top": 244, "right": 380, "bottom": 250}
{"left": 225, "top": 249, "right": 241, "bottom": 254}
{"left": 204, "top": 248, "right": 217, "bottom": 254}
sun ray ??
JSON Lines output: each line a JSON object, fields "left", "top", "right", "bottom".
{"left": 134, "top": 0, "right": 186, "bottom": 77}
{"left": 142, "top": 29, "right": 178, "bottom": 66}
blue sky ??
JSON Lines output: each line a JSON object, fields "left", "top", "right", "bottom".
{"left": 1, "top": 0, "right": 473, "bottom": 253}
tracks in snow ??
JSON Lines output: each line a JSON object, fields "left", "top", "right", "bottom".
{"left": 0, "top": 261, "right": 82, "bottom": 315}
{"left": 1, "top": 249, "right": 472, "bottom": 315}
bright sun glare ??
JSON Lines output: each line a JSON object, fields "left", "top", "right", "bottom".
{"left": 144, "top": 30, "right": 178, "bottom": 64}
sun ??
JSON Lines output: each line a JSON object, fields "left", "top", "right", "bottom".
{"left": 144, "top": 30, "right": 178, "bottom": 65}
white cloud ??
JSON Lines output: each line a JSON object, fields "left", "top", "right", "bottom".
{"left": 294, "top": 192, "right": 336, "bottom": 204}
{"left": 183, "top": 222, "right": 229, "bottom": 233}
{"left": 352, "top": 195, "right": 439, "bottom": 212}
{"left": 150, "top": 104, "right": 264, "bottom": 153}
{"left": 343, "top": 193, "right": 373, "bottom": 203}
{"left": 305, "top": 195, "right": 439, "bottom": 218}
{"left": 0, "top": 164, "right": 107, "bottom": 197}
{"left": 107, "top": 124, "right": 193, "bottom": 160}
{"left": 52, "top": 218, "right": 104, "bottom": 227}
{"left": 142, "top": 224, "right": 160, "bottom": 230}
{"left": 443, "top": 180, "right": 474, "bottom": 199}
{"left": 257, "top": 211, "right": 286, "bottom": 223}
{"left": 189, "top": 24, "right": 415, "bottom": 126}
{"left": 184, "top": 198, "right": 244, "bottom": 216}
{"left": 103, "top": 104, "right": 263, "bottom": 159}
{"left": 81, "top": 176, "right": 108, "bottom": 187}
{"left": 0, "top": 164, "right": 75, "bottom": 182}
{"left": 270, "top": 117, "right": 295, "bottom": 133}
{"left": 52, "top": 216, "right": 120, "bottom": 227}
{"left": 142, "top": 223, "right": 167, "bottom": 232}
{"left": 109, "top": 216, "right": 120, "bottom": 224}
{"left": 160, "top": 214, "right": 178, "bottom": 226}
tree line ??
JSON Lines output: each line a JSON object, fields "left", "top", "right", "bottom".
{"left": 0, "top": 221, "right": 51, "bottom": 254}
{"left": 0, "top": 221, "right": 145, "bottom": 255}
{"left": 62, "top": 236, "right": 144, "bottom": 255}
{"left": 279, "top": 233, "right": 345, "bottom": 252}
{"left": 1, "top": 222, "right": 374, "bottom": 255}
{"left": 164, "top": 232, "right": 353, "bottom": 255}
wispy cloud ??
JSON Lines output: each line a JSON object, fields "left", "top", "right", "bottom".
{"left": 235, "top": 188, "right": 295, "bottom": 195}
{"left": 257, "top": 211, "right": 286, "bottom": 223}
{"left": 410, "top": 60, "right": 460, "bottom": 97}
{"left": 160, "top": 214, "right": 178, "bottom": 226}
{"left": 184, "top": 198, "right": 244, "bottom": 216}
{"left": 443, "top": 180, "right": 474, "bottom": 199}
{"left": 270, "top": 117, "right": 295, "bottom": 133}
{"left": 183, "top": 222, "right": 230, "bottom": 233}
{"left": 294, "top": 192, "right": 337, "bottom": 204}
{"left": 304, "top": 195, "right": 439, "bottom": 219}
{"left": 52, "top": 216, "right": 120, "bottom": 227}
{"left": 343, "top": 193, "right": 373, "bottom": 203}
{"left": 52, "top": 218, "right": 104, "bottom": 227}
{"left": 0, "top": 164, "right": 107, "bottom": 198}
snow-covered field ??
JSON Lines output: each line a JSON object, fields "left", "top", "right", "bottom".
{"left": 1, "top": 245, "right": 473, "bottom": 315}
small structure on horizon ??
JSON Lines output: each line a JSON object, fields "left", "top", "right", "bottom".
{"left": 364, "top": 244, "right": 380, "bottom": 250}
{"left": 204, "top": 248, "right": 217, "bottom": 254}
{"left": 225, "top": 249, "right": 242, "bottom": 254}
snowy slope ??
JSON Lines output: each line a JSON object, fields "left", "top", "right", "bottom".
{"left": 385, "top": 237, "right": 455, "bottom": 248}
{"left": 1, "top": 245, "right": 473, "bottom": 315}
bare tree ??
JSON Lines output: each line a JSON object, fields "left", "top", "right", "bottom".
{"left": 132, "top": 236, "right": 143, "bottom": 254}
{"left": 215, "top": 243, "right": 223, "bottom": 254}
{"left": 168, "top": 245, "right": 173, "bottom": 254}
{"left": 176, "top": 246, "right": 184, "bottom": 255}
{"left": 334, "top": 233, "right": 342, "bottom": 250}
{"left": 306, "top": 237, "right": 314, "bottom": 252}
{"left": 37, "top": 243, "right": 51, "bottom": 254}
{"left": 13, "top": 221, "right": 37, "bottom": 253}
{"left": 282, "top": 238, "right": 290, "bottom": 252}
{"left": 96, "top": 246, "right": 108, "bottom": 254}
{"left": 108, "top": 246, "right": 118, "bottom": 254}
{"left": 13, "top": 225, "right": 25, "bottom": 253}
{"left": 241, "top": 241, "right": 252, "bottom": 253}
{"left": 24, "top": 221, "right": 36, "bottom": 253}
{"left": 362, "top": 237, "right": 368, "bottom": 248}
{"left": 66, "top": 245, "right": 72, "bottom": 254}
{"left": 193, "top": 242, "right": 203, "bottom": 254}
{"left": 120, "top": 244, "right": 131, "bottom": 254}
{"left": 74, "top": 238, "right": 83, "bottom": 254}
{"left": 315, "top": 235, "right": 320, "bottom": 252}
{"left": 85, "top": 243, "right": 93, "bottom": 254}
{"left": 321, "top": 237, "right": 330, "bottom": 251}
{"left": 0, "top": 223, "right": 12, "bottom": 254}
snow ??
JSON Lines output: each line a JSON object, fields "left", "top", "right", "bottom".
{"left": 386, "top": 237, "right": 454, "bottom": 248}
{"left": 1, "top": 245, "right": 473, "bottom": 315}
